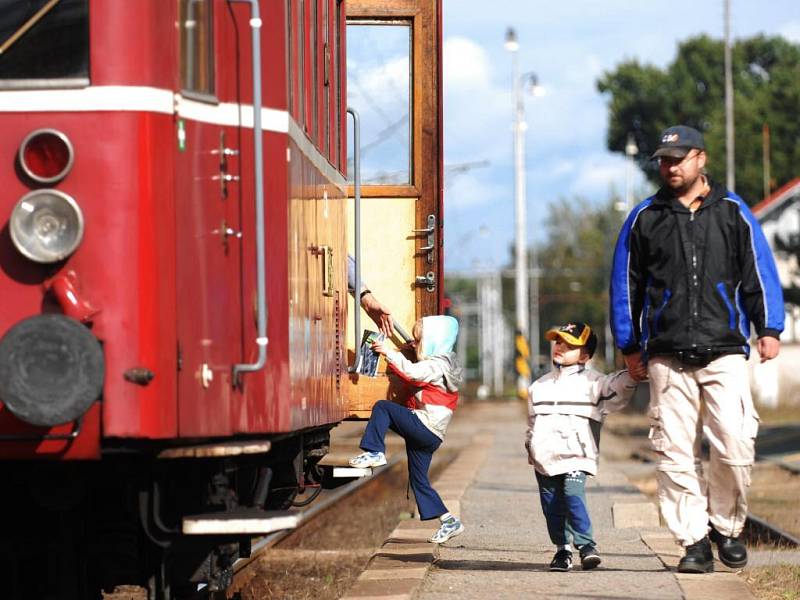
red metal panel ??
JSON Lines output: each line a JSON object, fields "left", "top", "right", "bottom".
{"left": 90, "top": 2, "right": 177, "bottom": 88}
{"left": 233, "top": 130, "right": 291, "bottom": 433}
{"left": 174, "top": 118, "right": 243, "bottom": 437}
{"left": 0, "top": 111, "right": 178, "bottom": 454}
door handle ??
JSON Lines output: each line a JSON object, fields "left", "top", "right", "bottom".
{"left": 412, "top": 214, "right": 436, "bottom": 265}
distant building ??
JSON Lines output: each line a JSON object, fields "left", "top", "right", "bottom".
{"left": 752, "top": 178, "right": 800, "bottom": 407}
{"left": 753, "top": 178, "right": 800, "bottom": 342}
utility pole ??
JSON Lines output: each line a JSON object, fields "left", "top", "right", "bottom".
{"left": 762, "top": 123, "right": 771, "bottom": 199}
{"left": 724, "top": 0, "right": 735, "bottom": 191}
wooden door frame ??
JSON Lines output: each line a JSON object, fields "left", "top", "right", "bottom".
{"left": 345, "top": 0, "right": 443, "bottom": 317}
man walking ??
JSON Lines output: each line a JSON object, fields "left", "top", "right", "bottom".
{"left": 610, "top": 125, "right": 783, "bottom": 573}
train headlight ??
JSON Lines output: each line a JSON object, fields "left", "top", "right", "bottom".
{"left": 18, "top": 129, "right": 75, "bottom": 184}
{"left": 9, "top": 190, "right": 85, "bottom": 263}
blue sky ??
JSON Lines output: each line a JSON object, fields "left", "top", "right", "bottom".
{"left": 442, "top": 0, "right": 800, "bottom": 272}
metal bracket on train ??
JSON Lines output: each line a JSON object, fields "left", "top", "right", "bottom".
{"left": 0, "top": 416, "right": 83, "bottom": 442}
{"left": 415, "top": 271, "right": 436, "bottom": 292}
{"left": 413, "top": 213, "right": 436, "bottom": 265}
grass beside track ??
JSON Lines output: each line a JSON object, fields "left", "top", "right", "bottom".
{"left": 743, "top": 565, "right": 800, "bottom": 600}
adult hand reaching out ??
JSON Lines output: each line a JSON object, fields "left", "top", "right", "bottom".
{"left": 361, "top": 292, "right": 393, "bottom": 337}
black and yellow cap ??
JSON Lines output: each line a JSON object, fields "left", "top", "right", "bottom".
{"left": 545, "top": 322, "right": 598, "bottom": 357}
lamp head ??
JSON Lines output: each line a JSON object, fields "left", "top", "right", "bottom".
{"left": 504, "top": 27, "right": 519, "bottom": 52}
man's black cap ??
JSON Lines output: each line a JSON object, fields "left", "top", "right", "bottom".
{"left": 650, "top": 125, "right": 705, "bottom": 159}
{"left": 545, "top": 321, "right": 598, "bottom": 358}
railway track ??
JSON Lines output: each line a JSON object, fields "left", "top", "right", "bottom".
{"left": 231, "top": 453, "right": 407, "bottom": 578}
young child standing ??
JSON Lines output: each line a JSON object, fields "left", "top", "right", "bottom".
{"left": 525, "top": 321, "right": 638, "bottom": 571}
{"left": 349, "top": 315, "right": 464, "bottom": 544}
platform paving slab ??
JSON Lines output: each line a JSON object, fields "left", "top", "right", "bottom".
{"left": 415, "top": 401, "right": 756, "bottom": 600}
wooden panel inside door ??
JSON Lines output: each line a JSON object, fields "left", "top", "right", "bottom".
{"left": 342, "top": 0, "right": 442, "bottom": 418}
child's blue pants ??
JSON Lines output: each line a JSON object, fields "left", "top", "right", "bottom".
{"left": 536, "top": 470, "right": 595, "bottom": 548}
{"left": 360, "top": 400, "right": 447, "bottom": 520}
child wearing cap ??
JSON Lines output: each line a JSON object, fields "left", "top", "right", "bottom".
{"left": 525, "top": 321, "right": 639, "bottom": 571}
{"left": 349, "top": 315, "right": 465, "bottom": 544}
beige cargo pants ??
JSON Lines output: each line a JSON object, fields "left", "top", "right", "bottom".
{"left": 647, "top": 354, "right": 759, "bottom": 546}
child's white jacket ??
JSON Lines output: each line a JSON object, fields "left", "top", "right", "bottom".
{"left": 525, "top": 363, "right": 636, "bottom": 476}
{"left": 384, "top": 350, "right": 462, "bottom": 440}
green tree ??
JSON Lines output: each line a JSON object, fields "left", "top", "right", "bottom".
{"left": 597, "top": 34, "right": 800, "bottom": 205}
{"left": 533, "top": 193, "right": 627, "bottom": 370}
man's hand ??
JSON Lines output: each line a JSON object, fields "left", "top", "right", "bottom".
{"left": 757, "top": 336, "right": 780, "bottom": 363}
{"left": 361, "top": 292, "right": 393, "bottom": 337}
{"left": 371, "top": 339, "right": 387, "bottom": 355}
{"left": 624, "top": 352, "right": 648, "bottom": 380}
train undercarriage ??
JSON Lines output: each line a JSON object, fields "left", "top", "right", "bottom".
{"left": 1, "top": 426, "right": 333, "bottom": 600}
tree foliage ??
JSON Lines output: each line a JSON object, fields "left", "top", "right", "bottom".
{"left": 597, "top": 34, "right": 800, "bottom": 205}
{"left": 533, "top": 194, "right": 627, "bottom": 369}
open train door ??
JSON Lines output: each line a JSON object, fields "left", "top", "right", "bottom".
{"left": 344, "top": 0, "right": 443, "bottom": 417}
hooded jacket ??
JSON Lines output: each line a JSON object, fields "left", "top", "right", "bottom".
{"left": 525, "top": 364, "right": 636, "bottom": 476}
{"left": 610, "top": 179, "right": 784, "bottom": 357}
{"left": 383, "top": 316, "right": 463, "bottom": 439}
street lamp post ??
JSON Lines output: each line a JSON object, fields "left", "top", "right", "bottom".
{"left": 505, "top": 27, "right": 528, "bottom": 344}
{"left": 505, "top": 27, "right": 540, "bottom": 392}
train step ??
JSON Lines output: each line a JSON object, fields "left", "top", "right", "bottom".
{"left": 331, "top": 466, "right": 376, "bottom": 478}
{"left": 182, "top": 508, "right": 300, "bottom": 535}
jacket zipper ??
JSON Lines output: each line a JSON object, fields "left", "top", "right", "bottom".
{"left": 689, "top": 210, "right": 699, "bottom": 343}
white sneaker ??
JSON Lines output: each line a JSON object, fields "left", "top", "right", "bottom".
{"left": 429, "top": 517, "right": 464, "bottom": 543}
{"left": 348, "top": 451, "right": 387, "bottom": 468}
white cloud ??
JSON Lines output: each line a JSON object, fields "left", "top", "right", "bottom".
{"left": 444, "top": 36, "right": 491, "bottom": 89}
{"left": 780, "top": 21, "right": 800, "bottom": 42}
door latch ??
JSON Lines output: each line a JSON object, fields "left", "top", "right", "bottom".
{"left": 415, "top": 271, "right": 435, "bottom": 292}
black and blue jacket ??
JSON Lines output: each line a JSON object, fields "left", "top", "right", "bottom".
{"left": 610, "top": 179, "right": 784, "bottom": 358}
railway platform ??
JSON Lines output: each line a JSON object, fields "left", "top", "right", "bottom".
{"left": 340, "top": 400, "right": 760, "bottom": 600}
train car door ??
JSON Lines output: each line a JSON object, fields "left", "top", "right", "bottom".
{"left": 174, "top": 0, "right": 243, "bottom": 436}
{"left": 343, "top": 0, "right": 443, "bottom": 416}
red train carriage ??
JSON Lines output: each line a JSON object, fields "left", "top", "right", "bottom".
{"left": 0, "top": 0, "right": 443, "bottom": 597}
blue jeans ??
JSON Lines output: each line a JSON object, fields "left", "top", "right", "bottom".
{"left": 536, "top": 470, "right": 595, "bottom": 548}
{"left": 360, "top": 400, "right": 447, "bottom": 520}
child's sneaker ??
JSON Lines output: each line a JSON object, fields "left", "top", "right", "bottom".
{"left": 429, "top": 516, "right": 464, "bottom": 543}
{"left": 348, "top": 451, "right": 387, "bottom": 468}
{"left": 579, "top": 544, "right": 601, "bottom": 570}
{"left": 549, "top": 549, "right": 573, "bottom": 572}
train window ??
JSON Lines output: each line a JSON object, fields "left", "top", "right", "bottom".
{"left": 180, "top": 0, "right": 215, "bottom": 98}
{"left": 298, "top": 0, "right": 305, "bottom": 126}
{"left": 310, "top": 0, "right": 318, "bottom": 139}
{"left": 287, "top": 0, "right": 293, "bottom": 111}
{"left": 0, "top": 0, "right": 89, "bottom": 88}
{"left": 334, "top": 0, "right": 343, "bottom": 169}
{"left": 321, "top": 0, "right": 329, "bottom": 157}
{"left": 346, "top": 21, "right": 411, "bottom": 185}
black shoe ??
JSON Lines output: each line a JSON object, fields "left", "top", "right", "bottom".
{"left": 579, "top": 544, "right": 602, "bottom": 570}
{"left": 549, "top": 549, "right": 573, "bottom": 572}
{"left": 709, "top": 527, "right": 748, "bottom": 568}
{"left": 677, "top": 536, "right": 714, "bottom": 573}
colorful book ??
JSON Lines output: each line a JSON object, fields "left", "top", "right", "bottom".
{"left": 356, "top": 330, "right": 385, "bottom": 376}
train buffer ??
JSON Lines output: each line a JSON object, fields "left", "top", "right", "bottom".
{"left": 182, "top": 508, "right": 300, "bottom": 535}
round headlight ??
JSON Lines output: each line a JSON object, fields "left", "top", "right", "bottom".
{"left": 18, "top": 129, "right": 75, "bottom": 184}
{"left": 10, "top": 190, "right": 84, "bottom": 263}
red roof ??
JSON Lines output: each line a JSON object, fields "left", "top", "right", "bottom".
{"left": 752, "top": 177, "right": 800, "bottom": 219}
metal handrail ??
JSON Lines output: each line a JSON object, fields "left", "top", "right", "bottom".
{"left": 347, "top": 107, "right": 362, "bottom": 371}
{"left": 231, "top": 0, "right": 268, "bottom": 384}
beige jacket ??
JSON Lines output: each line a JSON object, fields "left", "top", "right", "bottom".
{"left": 525, "top": 364, "right": 636, "bottom": 476}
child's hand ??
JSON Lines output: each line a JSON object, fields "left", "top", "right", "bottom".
{"left": 371, "top": 340, "right": 387, "bottom": 355}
